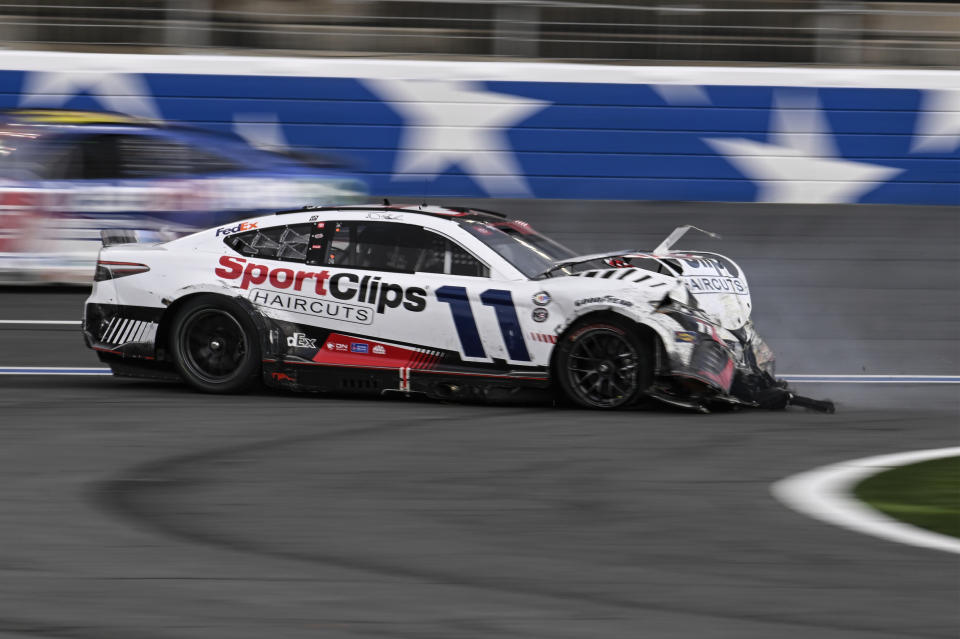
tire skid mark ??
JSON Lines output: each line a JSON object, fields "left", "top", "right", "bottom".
{"left": 0, "top": 615, "right": 183, "bottom": 639}
{"left": 93, "top": 410, "right": 936, "bottom": 638}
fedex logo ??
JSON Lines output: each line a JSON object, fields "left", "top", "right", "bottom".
{"left": 215, "top": 221, "right": 259, "bottom": 237}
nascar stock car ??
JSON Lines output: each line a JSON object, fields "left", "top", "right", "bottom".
{"left": 0, "top": 109, "right": 366, "bottom": 283}
{"left": 82, "top": 203, "right": 834, "bottom": 412}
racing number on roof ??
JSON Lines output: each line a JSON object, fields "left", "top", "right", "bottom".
{"left": 436, "top": 286, "right": 530, "bottom": 362}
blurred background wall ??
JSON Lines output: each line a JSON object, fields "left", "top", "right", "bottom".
{"left": 0, "top": 1, "right": 957, "bottom": 67}
{"left": 0, "top": 1, "right": 955, "bottom": 205}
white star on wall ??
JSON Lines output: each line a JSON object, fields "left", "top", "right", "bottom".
{"left": 363, "top": 79, "right": 549, "bottom": 197}
{"left": 233, "top": 113, "right": 288, "bottom": 150}
{"left": 911, "top": 89, "right": 960, "bottom": 154}
{"left": 19, "top": 70, "right": 161, "bottom": 120}
{"left": 704, "top": 91, "right": 903, "bottom": 204}
{"left": 650, "top": 84, "right": 710, "bottom": 105}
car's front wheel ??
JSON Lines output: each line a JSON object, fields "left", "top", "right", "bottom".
{"left": 555, "top": 318, "right": 652, "bottom": 409}
{"left": 170, "top": 295, "right": 261, "bottom": 394}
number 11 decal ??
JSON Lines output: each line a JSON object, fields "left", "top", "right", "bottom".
{"left": 436, "top": 286, "right": 531, "bottom": 362}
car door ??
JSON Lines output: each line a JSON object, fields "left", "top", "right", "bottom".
{"left": 405, "top": 226, "right": 542, "bottom": 370}
{"left": 308, "top": 218, "right": 538, "bottom": 372}
{"left": 272, "top": 219, "right": 461, "bottom": 365}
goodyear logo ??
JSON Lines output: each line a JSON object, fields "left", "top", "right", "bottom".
{"left": 675, "top": 331, "right": 698, "bottom": 343}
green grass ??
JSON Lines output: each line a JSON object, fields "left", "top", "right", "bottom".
{"left": 854, "top": 456, "right": 960, "bottom": 539}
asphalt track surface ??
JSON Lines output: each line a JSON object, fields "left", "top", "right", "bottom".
{"left": 0, "top": 201, "right": 957, "bottom": 639}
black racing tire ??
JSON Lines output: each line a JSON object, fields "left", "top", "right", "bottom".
{"left": 169, "top": 295, "right": 261, "bottom": 394}
{"left": 555, "top": 317, "right": 653, "bottom": 409}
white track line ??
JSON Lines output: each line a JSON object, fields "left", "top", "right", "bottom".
{"left": 0, "top": 360, "right": 956, "bottom": 382}
{"left": 772, "top": 447, "right": 960, "bottom": 555}
{"left": 0, "top": 367, "right": 111, "bottom": 375}
{"left": 0, "top": 320, "right": 80, "bottom": 325}
{"left": 782, "top": 374, "right": 960, "bottom": 384}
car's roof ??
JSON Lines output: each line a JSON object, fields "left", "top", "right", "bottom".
{"left": 0, "top": 108, "right": 243, "bottom": 144}
{"left": 0, "top": 108, "right": 159, "bottom": 129}
{"left": 0, "top": 108, "right": 349, "bottom": 173}
{"left": 275, "top": 203, "right": 510, "bottom": 226}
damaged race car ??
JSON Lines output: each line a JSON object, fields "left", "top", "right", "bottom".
{"left": 82, "top": 203, "right": 833, "bottom": 413}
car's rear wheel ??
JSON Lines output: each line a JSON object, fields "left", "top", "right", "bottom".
{"left": 170, "top": 296, "right": 261, "bottom": 394}
{"left": 556, "top": 318, "right": 652, "bottom": 409}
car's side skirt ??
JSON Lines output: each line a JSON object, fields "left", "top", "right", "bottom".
{"left": 262, "top": 357, "right": 551, "bottom": 401}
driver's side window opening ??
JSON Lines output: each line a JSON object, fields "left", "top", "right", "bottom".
{"left": 223, "top": 223, "right": 312, "bottom": 262}
{"left": 314, "top": 221, "right": 488, "bottom": 276}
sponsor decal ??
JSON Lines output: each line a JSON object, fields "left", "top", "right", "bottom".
{"left": 250, "top": 288, "right": 373, "bottom": 324}
{"left": 308, "top": 215, "right": 319, "bottom": 222}
{"left": 314, "top": 333, "right": 442, "bottom": 370}
{"left": 680, "top": 257, "right": 748, "bottom": 296}
{"left": 530, "top": 332, "right": 557, "bottom": 344}
{"left": 532, "top": 307, "right": 549, "bottom": 323}
{"left": 286, "top": 332, "right": 317, "bottom": 348}
{"left": 532, "top": 291, "right": 551, "bottom": 306}
{"left": 271, "top": 371, "right": 296, "bottom": 382}
{"left": 574, "top": 295, "right": 634, "bottom": 308}
{"left": 215, "top": 221, "right": 258, "bottom": 237}
{"left": 681, "top": 256, "right": 739, "bottom": 278}
{"left": 365, "top": 211, "right": 404, "bottom": 220}
{"left": 217, "top": 256, "right": 427, "bottom": 314}
{"left": 685, "top": 276, "right": 747, "bottom": 295}
{"left": 675, "top": 331, "right": 698, "bottom": 343}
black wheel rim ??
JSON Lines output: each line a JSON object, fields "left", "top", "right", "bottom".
{"left": 566, "top": 328, "right": 639, "bottom": 408}
{"left": 180, "top": 309, "right": 248, "bottom": 384}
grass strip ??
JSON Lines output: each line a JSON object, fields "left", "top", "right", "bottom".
{"left": 854, "top": 456, "right": 960, "bottom": 539}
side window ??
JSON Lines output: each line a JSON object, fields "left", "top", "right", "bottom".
{"left": 315, "top": 221, "right": 488, "bottom": 276}
{"left": 185, "top": 145, "right": 240, "bottom": 174}
{"left": 421, "top": 230, "right": 489, "bottom": 277}
{"left": 38, "top": 134, "right": 122, "bottom": 180}
{"left": 117, "top": 135, "right": 239, "bottom": 178}
{"left": 224, "top": 223, "right": 313, "bottom": 263}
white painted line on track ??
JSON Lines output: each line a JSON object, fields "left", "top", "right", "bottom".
{"left": 782, "top": 374, "right": 960, "bottom": 383}
{"left": 0, "top": 367, "right": 111, "bottom": 375}
{"left": 0, "top": 320, "right": 80, "bottom": 325}
{"left": 0, "top": 364, "right": 956, "bottom": 383}
{"left": 772, "top": 447, "right": 960, "bottom": 555}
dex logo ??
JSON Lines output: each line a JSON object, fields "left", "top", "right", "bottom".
{"left": 215, "top": 221, "right": 258, "bottom": 237}
{"left": 286, "top": 332, "right": 317, "bottom": 348}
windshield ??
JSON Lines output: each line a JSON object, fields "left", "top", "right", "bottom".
{"left": 460, "top": 220, "right": 579, "bottom": 277}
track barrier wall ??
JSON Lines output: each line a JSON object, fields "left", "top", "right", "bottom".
{"left": 1, "top": 51, "right": 957, "bottom": 204}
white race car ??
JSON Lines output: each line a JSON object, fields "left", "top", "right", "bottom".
{"left": 82, "top": 203, "right": 832, "bottom": 412}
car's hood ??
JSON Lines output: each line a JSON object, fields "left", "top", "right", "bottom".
{"left": 549, "top": 250, "right": 752, "bottom": 330}
{"left": 648, "top": 250, "right": 752, "bottom": 329}
{"left": 541, "top": 225, "right": 753, "bottom": 330}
